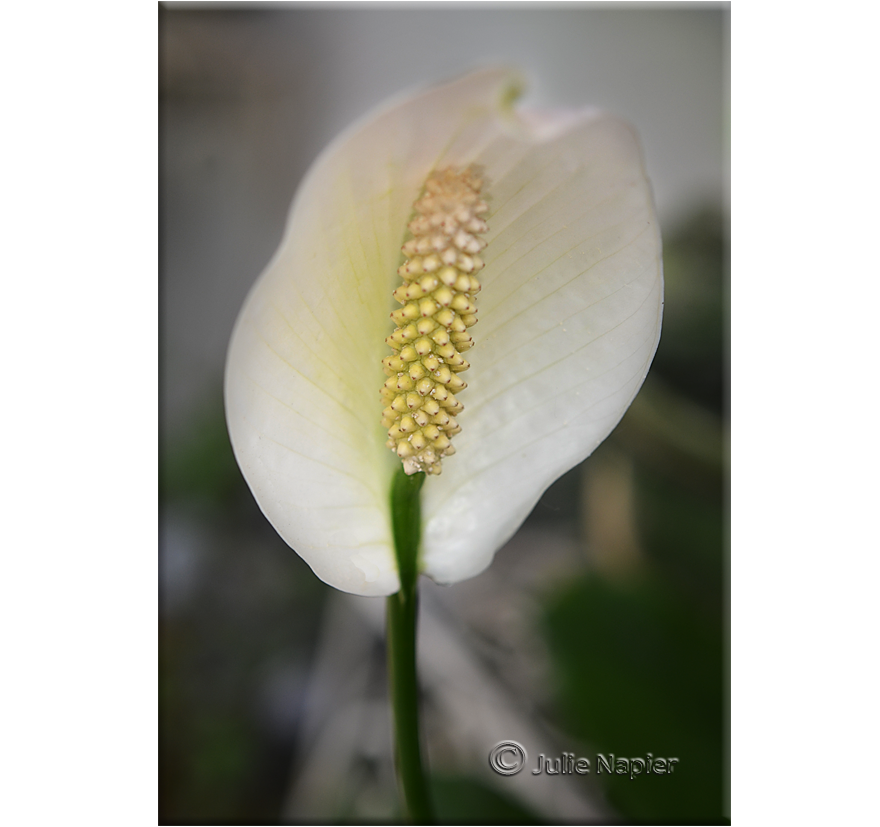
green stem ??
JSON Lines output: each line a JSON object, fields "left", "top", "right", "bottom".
{"left": 387, "top": 468, "right": 434, "bottom": 824}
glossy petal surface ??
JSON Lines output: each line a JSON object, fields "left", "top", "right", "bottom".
{"left": 225, "top": 68, "right": 662, "bottom": 595}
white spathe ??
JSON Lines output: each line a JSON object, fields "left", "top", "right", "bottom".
{"left": 225, "top": 67, "right": 663, "bottom": 596}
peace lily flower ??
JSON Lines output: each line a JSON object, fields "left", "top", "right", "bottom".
{"left": 225, "top": 67, "right": 663, "bottom": 597}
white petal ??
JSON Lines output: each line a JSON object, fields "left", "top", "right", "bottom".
{"left": 419, "top": 104, "right": 663, "bottom": 584}
{"left": 226, "top": 68, "right": 522, "bottom": 595}
{"left": 225, "top": 67, "right": 662, "bottom": 595}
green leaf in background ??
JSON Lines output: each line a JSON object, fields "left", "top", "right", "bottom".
{"left": 432, "top": 776, "right": 545, "bottom": 825}
{"left": 160, "top": 389, "right": 243, "bottom": 506}
{"left": 651, "top": 209, "right": 727, "bottom": 413}
{"left": 544, "top": 569, "right": 724, "bottom": 823}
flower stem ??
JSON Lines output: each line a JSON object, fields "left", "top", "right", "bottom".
{"left": 387, "top": 467, "right": 434, "bottom": 824}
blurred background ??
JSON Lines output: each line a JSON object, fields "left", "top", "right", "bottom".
{"left": 160, "top": 4, "right": 729, "bottom": 824}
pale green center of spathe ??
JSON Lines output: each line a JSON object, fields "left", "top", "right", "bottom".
{"left": 380, "top": 168, "right": 488, "bottom": 475}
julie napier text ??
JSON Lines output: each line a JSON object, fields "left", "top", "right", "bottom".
{"left": 532, "top": 753, "right": 679, "bottom": 780}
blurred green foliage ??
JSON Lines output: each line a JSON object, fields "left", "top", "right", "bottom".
{"left": 160, "top": 399, "right": 243, "bottom": 507}
{"left": 652, "top": 209, "right": 727, "bottom": 412}
{"left": 543, "top": 520, "right": 725, "bottom": 822}
{"left": 432, "top": 776, "right": 545, "bottom": 825}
